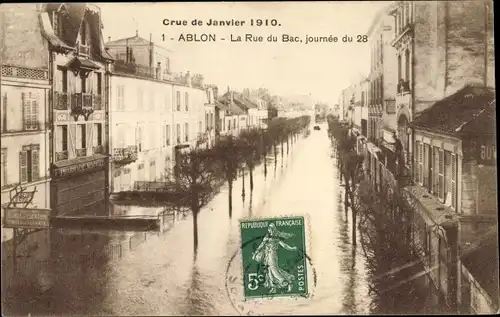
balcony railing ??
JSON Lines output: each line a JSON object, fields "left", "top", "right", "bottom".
{"left": 71, "top": 93, "right": 102, "bottom": 119}
{"left": 196, "top": 133, "right": 209, "bottom": 147}
{"left": 55, "top": 92, "right": 70, "bottom": 110}
{"left": 112, "top": 145, "right": 138, "bottom": 165}
{"left": 55, "top": 151, "right": 68, "bottom": 161}
{"left": 76, "top": 148, "right": 87, "bottom": 158}
{"left": 93, "top": 145, "right": 104, "bottom": 154}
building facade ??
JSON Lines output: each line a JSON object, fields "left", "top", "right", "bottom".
{"left": 367, "top": 4, "right": 398, "bottom": 143}
{"left": 0, "top": 3, "right": 52, "bottom": 241}
{"left": 43, "top": 3, "right": 113, "bottom": 216}
{"left": 105, "top": 35, "right": 209, "bottom": 191}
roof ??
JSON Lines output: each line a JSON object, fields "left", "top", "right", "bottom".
{"left": 216, "top": 95, "right": 245, "bottom": 115}
{"left": 461, "top": 228, "right": 499, "bottom": 306}
{"left": 106, "top": 35, "right": 153, "bottom": 47}
{"left": 221, "top": 91, "right": 258, "bottom": 110}
{"left": 410, "top": 85, "right": 496, "bottom": 136}
{"left": 65, "top": 57, "right": 101, "bottom": 71}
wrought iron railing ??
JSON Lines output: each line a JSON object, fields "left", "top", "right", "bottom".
{"left": 93, "top": 145, "right": 103, "bottom": 155}
{"left": 54, "top": 92, "right": 69, "bottom": 110}
{"left": 76, "top": 148, "right": 87, "bottom": 157}
{"left": 70, "top": 93, "right": 101, "bottom": 119}
{"left": 55, "top": 151, "right": 68, "bottom": 161}
{"left": 112, "top": 145, "right": 138, "bottom": 165}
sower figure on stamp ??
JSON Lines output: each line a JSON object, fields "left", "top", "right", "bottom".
{"left": 251, "top": 223, "right": 298, "bottom": 294}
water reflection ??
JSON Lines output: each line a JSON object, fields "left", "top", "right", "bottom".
{"left": 2, "top": 127, "right": 447, "bottom": 316}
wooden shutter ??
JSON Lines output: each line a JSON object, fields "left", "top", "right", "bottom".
{"left": 418, "top": 143, "right": 424, "bottom": 186}
{"left": 433, "top": 147, "right": 439, "bottom": 195}
{"left": 31, "top": 96, "right": 39, "bottom": 130}
{"left": 451, "top": 153, "right": 457, "bottom": 209}
{"left": 19, "top": 150, "right": 28, "bottom": 183}
{"left": 86, "top": 123, "right": 92, "bottom": 153}
{"left": 31, "top": 145, "right": 40, "bottom": 181}
{"left": 69, "top": 124, "right": 76, "bottom": 157}
{"left": 438, "top": 149, "right": 444, "bottom": 200}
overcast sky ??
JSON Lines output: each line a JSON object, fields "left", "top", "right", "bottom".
{"left": 98, "top": 1, "right": 391, "bottom": 105}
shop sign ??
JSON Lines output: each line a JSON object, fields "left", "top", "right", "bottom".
{"left": 4, "top": 208, "right": 51, "bottom": 229}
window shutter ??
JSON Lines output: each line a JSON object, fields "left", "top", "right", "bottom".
{"left": 19, "top": 151, "right": 28, "bottom": 183}
{"left": 86, "top": 123, "right": 92, "bottom": 152}
{"left": 433, "top": 147, "right": 439, "bottom": 195}
{"left": 69, "top": 124, "right": 76, "bottom": 156}
{"left": 31, "top": 145, "right": 40, "bottom": 181}
{"left": 451, "top": 153, "right": 457, "bottom": 209}
{"left": 31, "top": 97, "right": 39, "bottom": 130}
{"left": 418, "top": 143, "right": 423, "bottom": 185}
{"left": 438, "top": 149, "right": 444, "bottom": 200}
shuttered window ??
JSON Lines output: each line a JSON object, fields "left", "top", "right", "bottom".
{"left": 438, "top": 149, "right": 444, "bottom": 201}
{"left": 423, "top": 143, "right": 429, "bottom": 187}
{"left": 22, "top": 92, "right": 39, "bottom": 131}
{"left": 432, "top": 146, "right": 439, "bottom": 195}
{"left": 185, "top": 123, "right": 189, "bottom": 141}
{"left": 19, "top": 144, "right": 39, "bottom": 183}
{"left": 185, "top": 92, "right": 189, "bottom": 111}
{"left": 451, "top": 153, "right": 457, "bottom": 210}
{"left": 176, "top": 91, "right": 181, "bottom": 111}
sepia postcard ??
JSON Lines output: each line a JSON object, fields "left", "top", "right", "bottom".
{"left": 0, "top": 1, "right": 498, "bottom": 316}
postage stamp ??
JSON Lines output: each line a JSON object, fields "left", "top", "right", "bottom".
{"left": 239, "top": 216, "right": 308, "bottom": 299}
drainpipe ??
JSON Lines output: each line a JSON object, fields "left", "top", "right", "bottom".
{"left": 105, "top": 63, "right": 111, "bottom": 215}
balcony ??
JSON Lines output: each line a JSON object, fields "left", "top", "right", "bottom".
{"left": 54, "top": 92, "right": 70, "bottom": 110}
{"left": 71, "top": 93, "right": 102, "bottom": 120}
{"left": 55, "top": 151, "right": 68, "bottom": 162}
{"left": 76, "top": 148, "right": 87, "bottom": 158}
{"left": 93, "top": 145, "right": 104, "bottom": 155}
{"left": 113, "top": 146, "right": 138, "bottom": 166}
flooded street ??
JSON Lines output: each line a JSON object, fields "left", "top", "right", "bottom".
{"left": 2, "top": 125, "right": 447, "bottom": 316}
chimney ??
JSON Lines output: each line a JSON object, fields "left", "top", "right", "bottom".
{"left": 136, "top": 30, "right": 138, "bottom": 37}
{"left": 213, "top": 86, "right": 218, "bottom": 98}
{"left": 108, "top": 36, "right": 111, "bottom": 42}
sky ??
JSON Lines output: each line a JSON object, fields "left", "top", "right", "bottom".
{"left": 98, "top": 1, "right": 391, "bottom": 105}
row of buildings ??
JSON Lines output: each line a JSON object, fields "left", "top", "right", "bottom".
{"left": 0, "top": 3, "right": 268, "bottom": 242}
{"left": 335, "top": 1, "right": 496, "bottom": 314}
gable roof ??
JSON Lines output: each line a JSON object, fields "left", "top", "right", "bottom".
{"left": 216, "top": 95, "right": 245, "bottom": 115}
{"left": 221, "top": 91, "right": 258, "bottom": 110}
{"left": 410, "top": 85, "right": 496, "bottom": 136}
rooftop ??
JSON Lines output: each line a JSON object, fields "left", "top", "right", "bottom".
{"left": 410, "top": 85, "right": 496, "bottom": 136}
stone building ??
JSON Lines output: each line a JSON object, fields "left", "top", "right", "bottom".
{"left": 367, "top": 4, "right": 398, "bottom": 144}
{"left": 105, "top": 34, "right": 209, "bottom": 192}
{"left": 42, "top": 3, "right": 113, "bottom": 216}
{"left": 0, "top": 3, "right": 52, "bottom": 240}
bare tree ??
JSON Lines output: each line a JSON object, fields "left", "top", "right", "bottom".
{"left": 212, "top": 136, "right": 244, "bottom": 218}
{"left": 238, "top": 128, "right": 262, "bottom": 192}
{"left": 168, "top": 147, "right": 225, "bottom": 256}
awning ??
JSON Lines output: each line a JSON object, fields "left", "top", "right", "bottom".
{"left": 65, "top": 57, "right": 101, "bottom": 71}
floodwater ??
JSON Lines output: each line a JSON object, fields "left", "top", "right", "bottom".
{"left": 2, "top": 123, "right": 449, "bottom": 316}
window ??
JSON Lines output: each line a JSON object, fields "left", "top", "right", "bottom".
{"left": 228, "top": 120, "right": 231, "bottom": 130}
{"left": 56, "top": 125, "right": 68, "bottom": 152}
{"left": 94, "top": 123, "right": 102, "bottom": 146}
{"left": 176, "top": 91, "right": 181, "bottom": 111}
{"left": 22, "top": 92, "right": 39, "bottom": 130}
{"left": 136, "top": 126, "right": 142, "bottom": 152}
{"left": 76, "top": 124, "right": 86, "bottom": 149}
{"left": 432, "top": 146, "right": 439, "bottom": 195}
{"left": 176, "top": 124, "right": 181, "bottom": 143}
{"left": 1, "top": 148, "right": 6, "bottom": 187}
{"left": 185, "top": 92, "right": 189, "bottom": 111}
{"left": 185, "top": 123, "right": 189, "bottom": 141}
{"left": 405, "top": 49, "right": 411, "bottom": 83}
{"left": 438, "top": 149, "right": 444, "bottom": 201}
{"left": 117, "top": 85, "right": 125, "bottom": 110}
{"left": 398, "top": 54, "right": 402, "bottom": 83}
{"left": 149, "top": 160, "right": 156, "bottom": 181}
{"left": 96, "top": 73, "right": 102, "bottom": 95}
{"left": 137, "top": 87, "right": 143, "bottom": 110}
{"left": 20, "top": 144, "right": 39, "bottom": 183}
{"left": 415, "top": 141, "right": 423, "bottom": 185}
{"left": 166, "top": 125, "right": 171, "bottom": 146}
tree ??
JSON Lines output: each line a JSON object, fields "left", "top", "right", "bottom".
{"left": 168, "top": 147, "right": 224, "bottom": 256}
{"left": 238, "top": 128, "right": 262, "bottom": 192}
{"left": 212, "top": 136, "right": 244, "bottom": 218}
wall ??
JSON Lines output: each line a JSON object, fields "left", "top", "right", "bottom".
{"left": 0, "top": 4, "right": 49, "bottom": 69}
{"left": 413, "top": 1, "right": 494, "bottom": 116}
